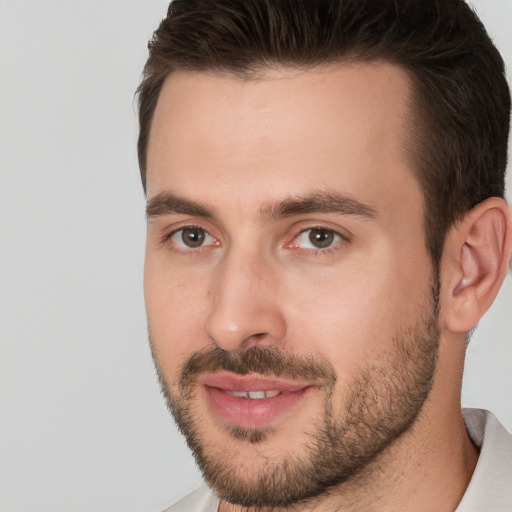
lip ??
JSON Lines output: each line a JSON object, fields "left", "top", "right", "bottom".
{"left": 200, "top": 372, "right": 313, "bottom": 430}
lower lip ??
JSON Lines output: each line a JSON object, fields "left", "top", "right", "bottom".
{"left": 203, "top": 386, "right": 310, "bottom": 430}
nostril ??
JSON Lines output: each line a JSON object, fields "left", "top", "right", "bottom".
{"left": 238, "top": 332, "right": 273, "bottom": 350}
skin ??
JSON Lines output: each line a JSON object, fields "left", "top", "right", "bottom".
{"left": 144, "top": 63, "right": 482, "bottom": 511}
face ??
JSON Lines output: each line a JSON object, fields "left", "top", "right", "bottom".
{"left": 144, "top": 63, "right": 440, "bottom": 508}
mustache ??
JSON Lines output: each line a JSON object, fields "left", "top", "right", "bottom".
{"left": 179, "top": 346, "right": 336, "bottom": 389}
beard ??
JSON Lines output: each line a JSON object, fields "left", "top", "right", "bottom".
{"left": 150, "top": 279, "right": 440, "bottom": 509}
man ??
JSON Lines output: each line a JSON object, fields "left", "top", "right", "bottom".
{"left": 137, "top": 0, "right": 512, "bottom": 510}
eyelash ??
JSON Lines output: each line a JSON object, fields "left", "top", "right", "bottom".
{"left": 161, "top": 225, "right": 348, "bottom": 255}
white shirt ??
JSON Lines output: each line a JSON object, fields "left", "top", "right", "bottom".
{"left": 163, "top": 409, "right": 512, "bottom": 512}
{"left": 456, "top": 409, "right": 512, "bottom": 511}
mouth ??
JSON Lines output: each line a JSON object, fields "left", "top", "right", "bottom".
{"left": 200, "top": 373, "right": 313, "bottom": 430}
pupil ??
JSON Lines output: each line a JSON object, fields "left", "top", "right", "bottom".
{"left": 182, "top": 228, "right": 205, "bottom": 247}
{"left": 309, "top": 229, "right": 333, "bottom": 248}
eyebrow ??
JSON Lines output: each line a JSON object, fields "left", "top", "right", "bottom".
{"left": 261, "top": 191, "right": 377, "bottom": 220}
{"left": 146, "top": 192, "right": 214, "bottom": 219}
{"left": 146, "top": 190, "right": 377, "bottom": 221}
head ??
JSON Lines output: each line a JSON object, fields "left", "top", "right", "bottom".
{"left": 138, "top": 1, "right": 511, "bottom": 509}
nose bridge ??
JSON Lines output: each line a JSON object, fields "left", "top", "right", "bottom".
{"left": 204, "top": 242, "right": 286, "bottom": 351}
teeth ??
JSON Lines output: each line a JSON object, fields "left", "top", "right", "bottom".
{"left": 228, "top": 390, "right": 281, "bottom": 399}
{"left": 248, "top": 391, "right": 266, "bottom": 399}
{"left": 231, "top": 391, "right": 250, "bottom": 398}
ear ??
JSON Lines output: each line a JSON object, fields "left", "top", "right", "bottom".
{"left": 440, "top": 197, "right": 512, "bottom": 333}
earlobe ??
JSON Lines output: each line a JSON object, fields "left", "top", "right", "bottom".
{"left": 441, "top": 198, "right": 512, "bottom": 333}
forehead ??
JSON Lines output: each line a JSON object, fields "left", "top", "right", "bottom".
{"left": 146, "top": 62, "right": 422, "bottom": 226}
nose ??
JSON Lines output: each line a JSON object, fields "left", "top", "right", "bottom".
{"left": 204, "top": 248, "right": 287, "bottom": 351}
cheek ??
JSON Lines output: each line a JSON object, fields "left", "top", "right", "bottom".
{"left": 283, "top": 253, "right": 432, "bottom": 376}
{"left": 144, "top": 256, "right": 212, "bottom": 373}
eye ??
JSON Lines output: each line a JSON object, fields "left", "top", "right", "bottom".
{"left": 294, "top": 228, "right": 342, "bottom": 250}
{"left": 170, "top": 227, "right": 215, "bottom": 249}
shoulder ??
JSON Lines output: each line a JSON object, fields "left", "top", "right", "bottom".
{"left": 162, "top": 484, "right": 219, "bottom": 512}
{"left": 457, "top": 408, "right": 512, "bottom": 512}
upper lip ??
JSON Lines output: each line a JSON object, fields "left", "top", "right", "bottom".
{"left": 200, "top": 372, "right": 312, "bottom": 392}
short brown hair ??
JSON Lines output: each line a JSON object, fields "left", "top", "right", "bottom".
{"left": 137, "top": 0, "right": 510, "bottom": 264}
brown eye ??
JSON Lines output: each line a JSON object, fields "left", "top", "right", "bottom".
{"left": 181, "top": 227, "right": 206, "bottom": 247}
{"left": 308, "top": 228, "right": 336, "bottom": 248}
{"left": 293, "top": 227, "right": 342, "bottom": 250}
{"left": 170, "top": 227, "right": 214, "bottom": 249}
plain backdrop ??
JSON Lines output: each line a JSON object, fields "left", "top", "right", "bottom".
{"left": 0, "top": 1, "right": 511, "bottom": 511}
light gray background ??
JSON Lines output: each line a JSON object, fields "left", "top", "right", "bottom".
{"left": 0, "top": 1, "right": 510, "bottom": 511}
